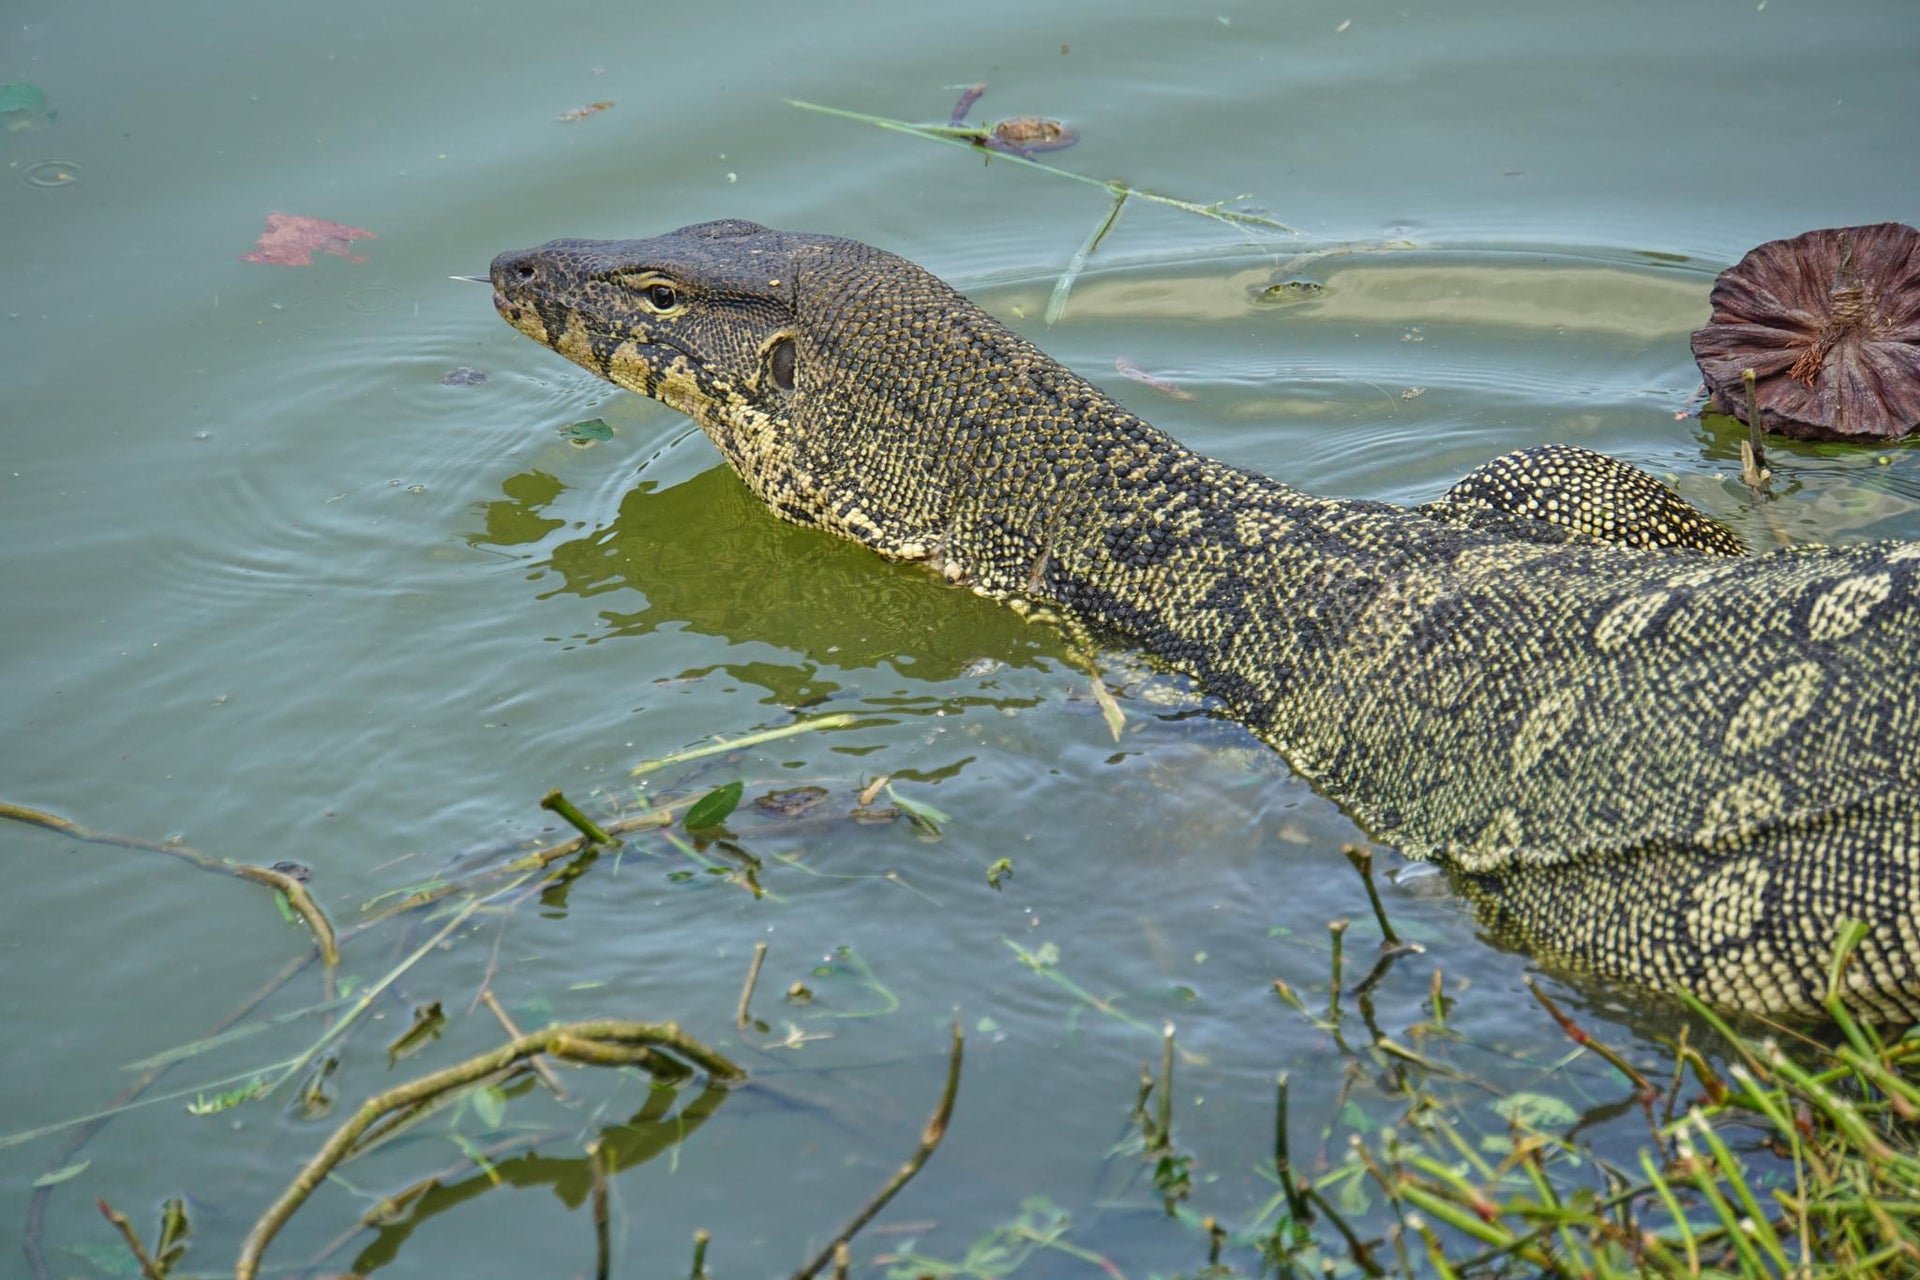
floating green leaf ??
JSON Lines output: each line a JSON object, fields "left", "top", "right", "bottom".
{"left": 155, "top": 1196, "right": 191, "bottom": 1267}
{"left": 987, "top": 857, "right": 1013, "bottom": 889}
{"left": 471, "top": 1084, "right": 507, "bottom": 1130}
{"left": 385, "top": 1001, "right": 445, "bottom": 1062}
{"left": 886, "top": 783, "right": 949, "bottom": 837}
{"left": 683, "top": 780, "right": 744, "bottom": 830}
{"left": 1493, "top": 1090, "right": 1579, "bottom": 1130}
{"left": 560, "top": 417, "right": 614, "bottom": 445}
{"left": 187, "top": 1077, "right": 267, "bottom": 1116}
{"left": 0, "top": 82, "right": 52, "bottom": 131}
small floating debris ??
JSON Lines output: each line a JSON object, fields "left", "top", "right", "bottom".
{"left": 752, "top": 785, "right": 830, "bottom": 819}
{"left": 20, "top": 159, "right": 83, "bottom": 188}
{"left": 985, "top": 115, "right": 1078, "bottom": 157}
{"left": 241, "top": 212, "right": 376, "bottom": 267}
{"left": 559, "top": 416, "right": 613, "bottom": 445}
{"left": 1114, "top": 357, "right": 1194, "bottom": 401}
{"left": 557, "top": 99, "right": 615, "bottom": 122}
{"left": 1690, "top": 222, "right": 1920, "bottom": 441}
{"left": 942, "top": 82, "right": 1077, "bottom": 157}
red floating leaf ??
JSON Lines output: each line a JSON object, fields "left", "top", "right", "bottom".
{"left": 240, "top": 212, "right": 377, "bottom": 267}
{"left": 1690, "top": 222, "right": 1920, "bottom": 441}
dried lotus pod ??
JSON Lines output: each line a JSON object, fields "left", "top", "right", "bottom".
{"left": 1690, "top": 222, "right": 1920, "bottom": 441}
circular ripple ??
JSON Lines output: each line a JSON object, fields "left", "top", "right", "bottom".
{"left": 21, "top": 158, "right": 84, "bottom": 188}
{"left": 343, "top": 284, "right": 406, "bottom": 314}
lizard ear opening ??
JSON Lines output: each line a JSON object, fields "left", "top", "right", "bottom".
{"left": 767, "top": 335, "right": 797, "bottom": 393}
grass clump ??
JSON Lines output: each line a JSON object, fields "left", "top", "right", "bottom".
{"left": 1202, "top": 926, "right": 1920, "bottom": 1278}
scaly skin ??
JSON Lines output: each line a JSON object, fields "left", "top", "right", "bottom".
{"left": 491, "top": 220, "right": 1920, "bottom": 1019}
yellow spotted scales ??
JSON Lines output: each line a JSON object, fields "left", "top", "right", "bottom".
{"left": 492, "top": 221, "right": 1920, "bottom": 1020}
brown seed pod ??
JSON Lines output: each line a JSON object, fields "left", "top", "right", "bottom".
{"left": 1690, "top": 222, "right": 1920, "bottom": 441}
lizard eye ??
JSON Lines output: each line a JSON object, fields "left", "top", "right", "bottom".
{"left": 645, "top": 283, "right": 679, "bottom": 311}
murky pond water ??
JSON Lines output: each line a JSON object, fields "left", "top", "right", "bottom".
{"left": 4, "top": 1, "right": 1918, "bottom": 1276}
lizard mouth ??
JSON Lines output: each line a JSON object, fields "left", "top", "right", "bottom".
{"left": 489, "top": 249, "right": 562, "bottom": 346}
{"left": 489, "top": 282, "right": 547, "bottom": 346}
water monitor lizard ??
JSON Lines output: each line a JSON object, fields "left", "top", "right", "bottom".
{"left": 490, "top": 219, "right": 1920, "bottom": 1021}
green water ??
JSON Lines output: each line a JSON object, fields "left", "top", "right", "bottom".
{"left": 3, "top": 0, "right": 1918, "bottom": 1275}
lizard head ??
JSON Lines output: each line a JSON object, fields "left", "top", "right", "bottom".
{"left": 492, "top": 218, "right": 979, "bottom": 550}
{"left": 490, "top": 220, "right": 819, "bottom": 510}
{"left": 491, "top": 219, "right": 1138, "bottom": 573}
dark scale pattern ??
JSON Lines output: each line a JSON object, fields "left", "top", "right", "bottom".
{"left": 493, "top": 223, "right": 1920, "bottom": 1020}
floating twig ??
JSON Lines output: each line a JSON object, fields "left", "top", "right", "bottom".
{"left": 737, "top": 941, "right": 770, "bottom": 1029}
{"left": 787, "top": 100, "right": 1296, "bottom": 235}
{"left": 541, "top": 789, "right": 616, "bottom": 846}
{"left": 235, "top": 1020, "right": 744, "bottom": 1280}
{"left": 96, "top": 1198, "right": 166, "bottom": 1280}
{"left": 0, "top": 801, "right": 338, "bottom": 966}
{"left": 691, "top": 1227, "right": 712, "bottom": 1279}
{"left": 631, "top": 713, "right": 862, "bottom": 777}
{"left": 789, "top": 1021, "right": 964, "bottom": 1280}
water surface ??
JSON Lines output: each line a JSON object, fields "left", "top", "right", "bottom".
{"left": 3, "top": 0, "right": 1918, "bottom": 1275}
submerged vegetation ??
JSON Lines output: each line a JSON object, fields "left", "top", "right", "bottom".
{"left": 6, "top": 745, "right": 1916, "bottom": 1279}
